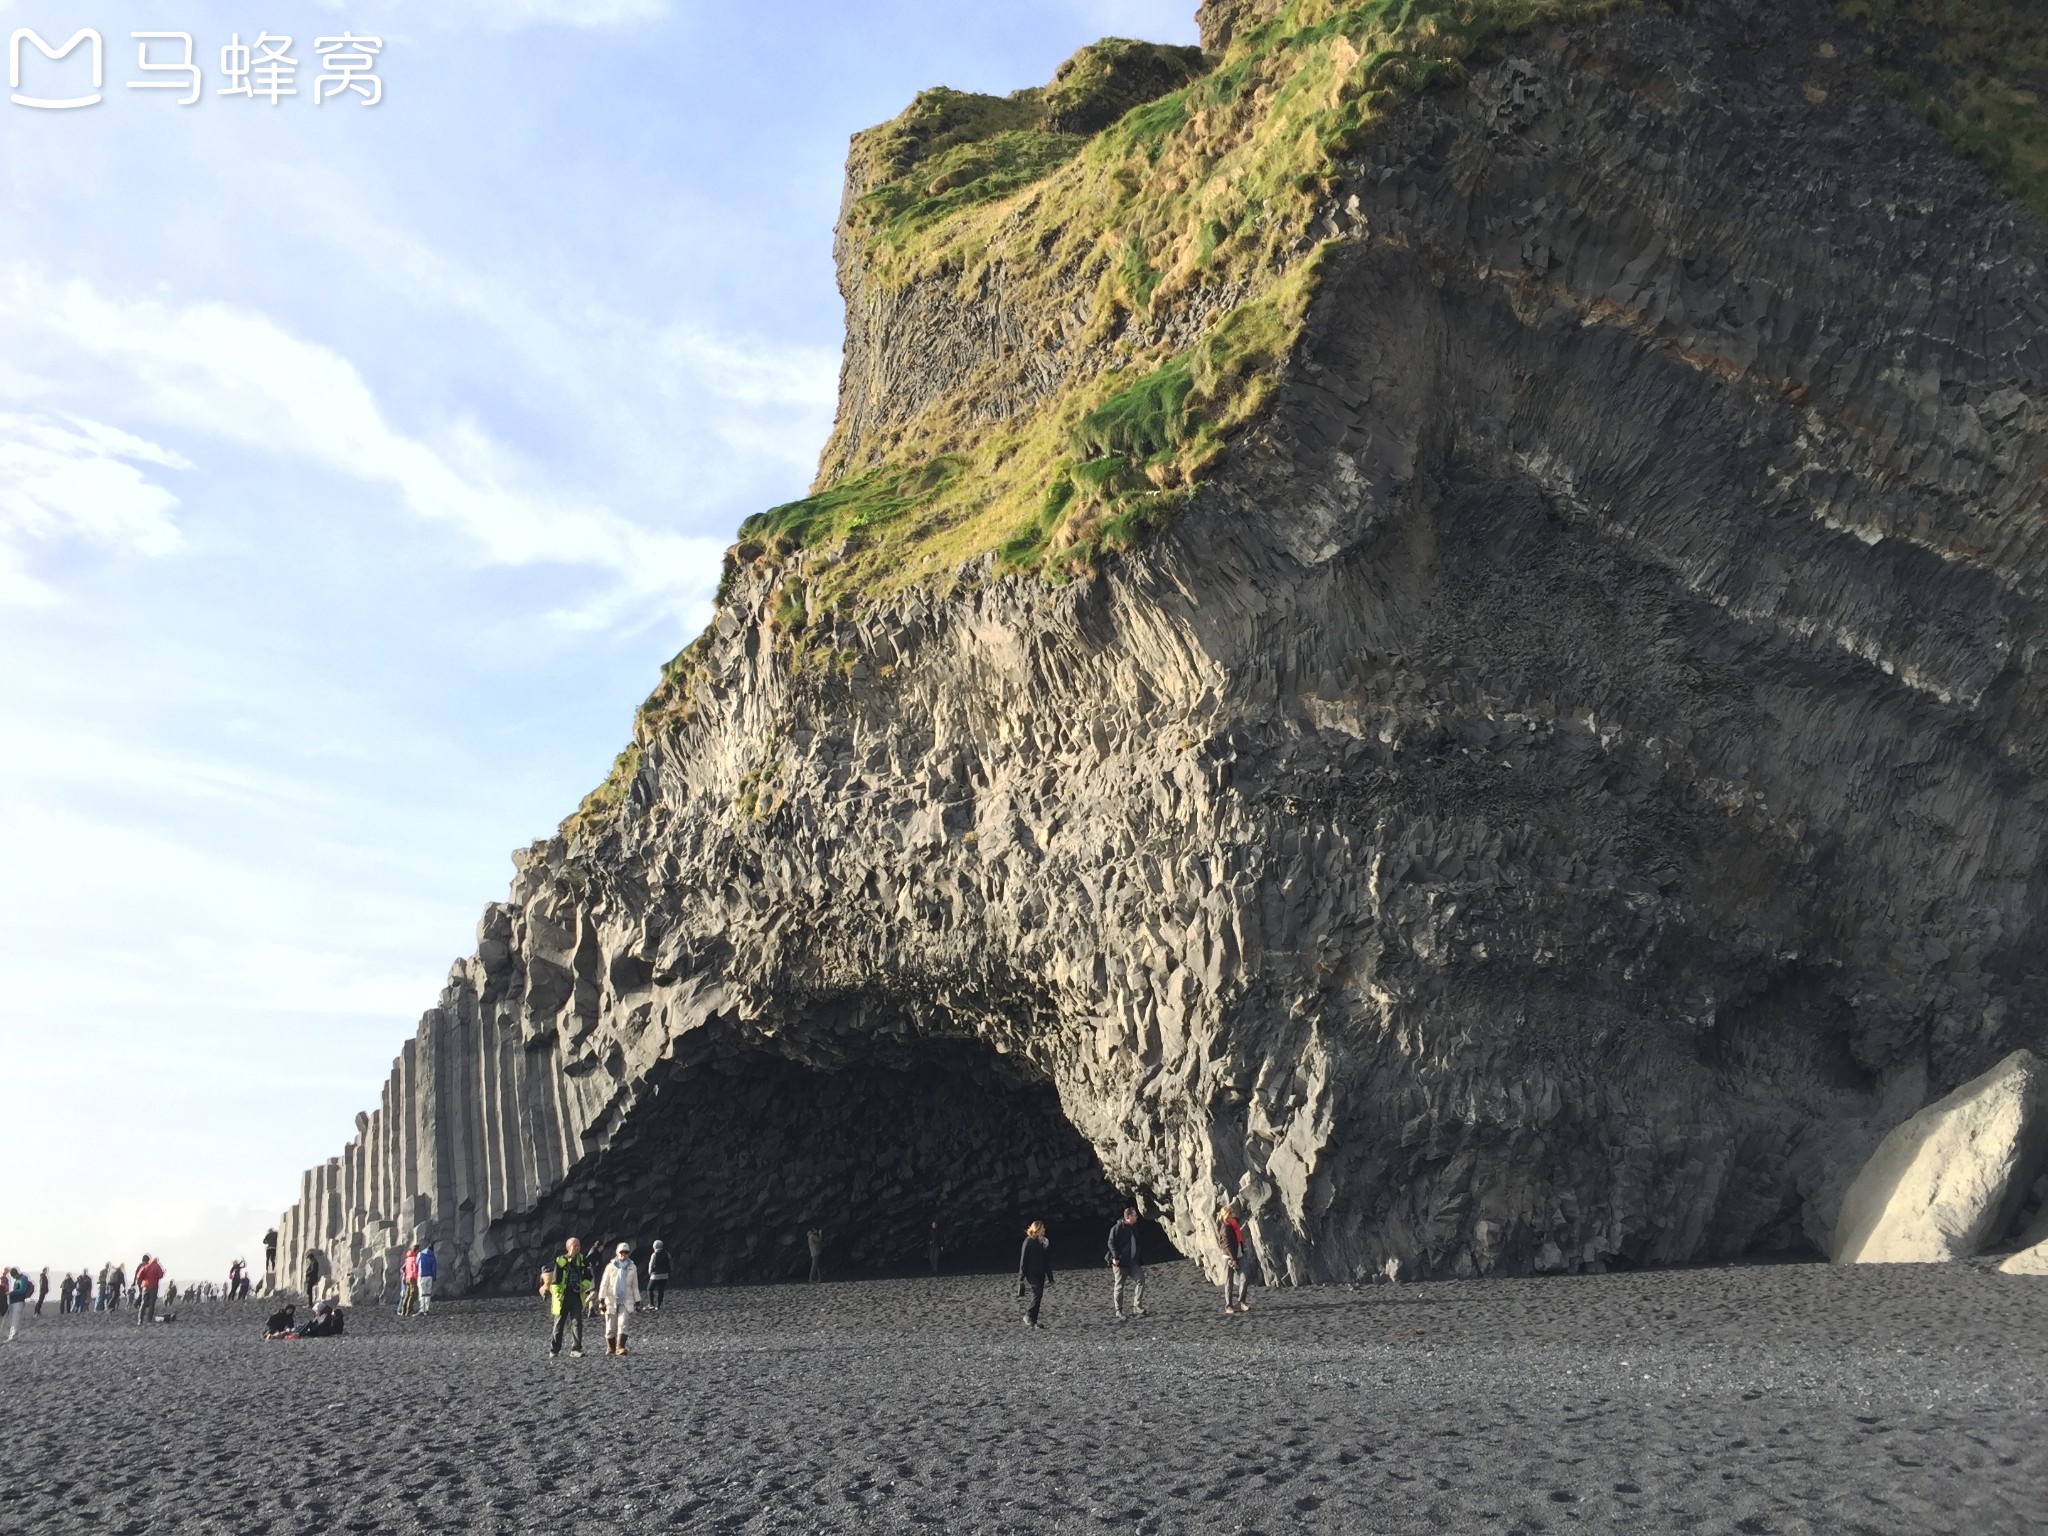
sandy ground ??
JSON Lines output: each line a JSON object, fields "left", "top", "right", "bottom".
{"left": 2, "top": 1258, "right": 2042, "bottom": 1534}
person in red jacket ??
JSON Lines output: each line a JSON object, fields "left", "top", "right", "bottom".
{"left": 1219, "top": 1204, "right": 1252, "bottom": 1316}
{"left": 134, "top": 1254, "right": 165, "bottom": 1326}
{"left": 397, "top": 1246, "right": 420, "bottom": 1318}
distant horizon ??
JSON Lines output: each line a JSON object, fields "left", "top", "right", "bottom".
{"left": 1, "top": 0, "right": 1200, "bottom": 1282}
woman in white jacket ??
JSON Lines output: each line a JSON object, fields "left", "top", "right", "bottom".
{"left": 596, "top": 1243, "right": 641, "bottom": 1356}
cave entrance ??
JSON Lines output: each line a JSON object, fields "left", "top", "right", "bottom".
{"left": 557, "top": 1038, "right": 1149, "bottom": 1284}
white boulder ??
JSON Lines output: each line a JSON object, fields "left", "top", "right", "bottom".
{"left": 1831, "top": 1050, "right": 2048, "bottom": 1264}
{"left": 2000, "top": 1240, "right": 2048, "bottom": 1277}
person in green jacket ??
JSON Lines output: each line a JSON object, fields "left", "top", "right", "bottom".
{"left": 539, "top": 1237, "right": 594, "bottom": 1359}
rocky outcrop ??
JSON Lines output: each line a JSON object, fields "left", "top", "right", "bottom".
{"left": 278, "top": 0, "right": 2048, "bottom": 1303}
{"left": 1831, "top": 1052, "right": 2048, "bottom": 1263}
{"left": 2000, "top": 1239, "right": 2048, "bottom": 1275}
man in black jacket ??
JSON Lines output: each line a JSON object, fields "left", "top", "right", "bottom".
{"left": 646, "top": 1240, "right": 672, "bottom": 1309}
{"left": 1017, "top": 1222, "right": 1054, "bottom": 1328}
{"left": 1107, "top": 1207, "right": 1145, "bottom": 1320}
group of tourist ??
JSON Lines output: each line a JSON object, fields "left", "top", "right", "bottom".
{"left": 1, "top": 1255, "right": 167, "bottom": 1333}
{"left": 527, "top": 1201, "right": 1254, "bottom": 1359}
{"left": 1, "top": 1242, "right": 285, "bottom": 1342}
{"left": 9, "top": 1202, "right": 1254, "bottom": 1354}
{"left": 394, "top": 1243, "right": 439, "bottom": 1316}
{"left": 1015, "top": 1202, "right": 1252, "bottom": 1330}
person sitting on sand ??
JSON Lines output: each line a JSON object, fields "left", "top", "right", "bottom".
{"left": 1017, "top": 1221, "right": 1054, "bottom": 1329}
{"left": 264, "top": 1304, "right": 296, "bottom": 1338}
{"left": 542, "top": 1238, "right": 594, "bottom": 1359}
{"left": 292, "top": 1299, "right": 344, "bottom": 1338}
{"left": 597, "top": 1242, "right": 641, "bottom": 1356}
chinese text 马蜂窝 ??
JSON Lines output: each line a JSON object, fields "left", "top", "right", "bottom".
{"left": 10, "top": 28, "right": 383, "bottom": 108}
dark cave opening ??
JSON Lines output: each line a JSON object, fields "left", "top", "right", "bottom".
{"left": 500, "top": 1039, "right": 1172, "bottom": 1286}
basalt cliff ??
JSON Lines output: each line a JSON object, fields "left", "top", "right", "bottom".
{"left": 279, "top": 0, "right": 2048, "bottom": 1301}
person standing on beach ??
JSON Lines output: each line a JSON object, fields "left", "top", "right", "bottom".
{"left": 1107, "top": 1208, "right": 1145, "bottom": 1320}
{"left": 303, "top": 1251, "right": 321, "bottom": 1303}
{"left": 263, "top": 1228, "right": 278, "bottom": 1294}
{"left": 927, "top": 1220, "right": 943, "bottom": 1276}
{"left": 397, "top": 1245, "right": 420, "bottom": 1317}
{"left": 645, "top": 1240, "right": 670, "bottom": 1309}
{"left": 59, "top": 1273, "right": 75, "bottom": 1314}
{"left": 74, "top": 1269, "right": 91, "bottom": 1315}
{"left": 5, "top": 1268, "right": 30, "bottom": 1340}
{"left": 806, "top": 1227, "right": 824, "bottom": 1283}
{"left": 1219, "top": 1203, "right": 1252, "bottom": 1316}
{"left": 597, "top": 1242, "right": 641, "bottom": 1356}
{"left": 134, "top": 1254, "right": 164, "bottom": 1325}
{"left": 415, "top": 1243, "right": 436, "bottom": 1313}
{"left": 1017, "top": 1221, "right": 1054, "bottom": 1328}
{"left": 542, "top": 1237, "right": 594, "bottom": 1358}
{"left": 35, "top": 1268, "right": 48, "bottom": 1316}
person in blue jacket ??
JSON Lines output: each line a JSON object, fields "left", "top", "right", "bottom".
{"left": 414, "top": 1243, "right": 438, "bottom": 1314}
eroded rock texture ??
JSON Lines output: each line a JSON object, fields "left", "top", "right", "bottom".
{"left": 279, "top": 0, "right": 2048, "bottom": 1302}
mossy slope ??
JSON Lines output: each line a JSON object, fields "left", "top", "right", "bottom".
{"left": 749, "top": 0, "right": 1628, "bottom": 616}
{"left": 1839, "top": 0, "right": 2048, "bottom": 218}
{"left": 569, "top": 0, "right": 2048, "bottom": 835}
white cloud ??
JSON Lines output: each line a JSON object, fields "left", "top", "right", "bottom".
{"left": 0, "top": 263, "right": 730, "bottom": 623}
{"left": 259, "top": 189, "right": 841, "bottom": 496}
{"left": 0, "top": 412, "right": 188, "bottom": 608}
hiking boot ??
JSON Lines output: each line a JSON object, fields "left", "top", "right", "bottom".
{"left": 570, "top": 1347, "right": 583, "bottom": 1358}
{"left": 616, "top": 1342, "right": 627, "bottom": 1356}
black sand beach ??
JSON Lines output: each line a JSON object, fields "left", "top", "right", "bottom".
{"left": 4, "top": 1260, "right": 2042, "bottom": 1534}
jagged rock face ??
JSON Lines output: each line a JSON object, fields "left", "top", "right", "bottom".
{"left": 279, "top": 0, "right": 2048, "bottom": 1303}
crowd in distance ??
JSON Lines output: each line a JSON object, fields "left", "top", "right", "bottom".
{"left": 3, "top": 1201, "right": 1266, "bottom": 1350}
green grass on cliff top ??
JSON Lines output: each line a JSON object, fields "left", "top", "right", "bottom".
{"left": 736, "top": 0, "right": 1626, "bottom": 613}
{"left": 564, "top": 0, "right": 2048, "bottom": 836}
{"left": 1840, "top": 0, "right": 2048, "bottom": 218}
{"left": 730, "top": 0, "right": 2048, "bottom": 619}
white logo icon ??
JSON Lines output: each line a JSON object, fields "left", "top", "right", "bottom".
{"left": 10, "top": 27, "right": 104, "bottom": 110}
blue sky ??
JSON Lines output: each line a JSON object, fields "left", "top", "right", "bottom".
{"left": 0, "top": 0, "right": 1198, "bottom": 1285}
